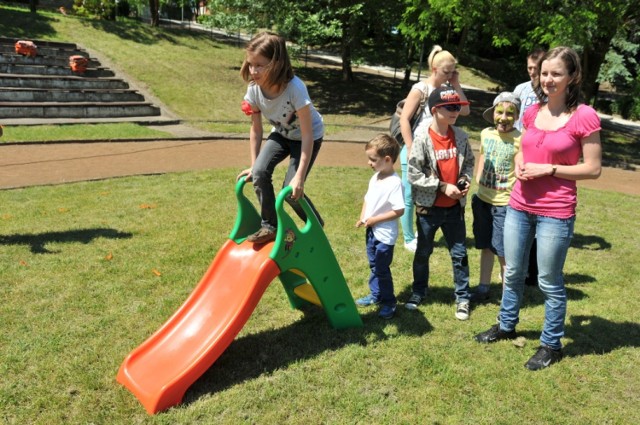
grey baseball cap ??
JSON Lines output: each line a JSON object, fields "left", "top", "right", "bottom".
{"left": 483, "top": 92, "right": 521, "bottom": 124}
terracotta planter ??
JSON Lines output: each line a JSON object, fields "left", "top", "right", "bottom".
{"left": 15, "top": 40, "right": 37, "bottom": 57}
{"left": 69, "top": 55, "right": 89, "bottom": 74}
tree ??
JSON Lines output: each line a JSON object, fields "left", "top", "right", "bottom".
{"left": 526, "top": 0, "right": 639, "bottom": 103}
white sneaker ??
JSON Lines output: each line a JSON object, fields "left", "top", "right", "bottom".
{"left": 404, "top": 239, "right": 417, "bottom": 252}
{"left": 455, "top": 301, "right": 470, "bottom": 321}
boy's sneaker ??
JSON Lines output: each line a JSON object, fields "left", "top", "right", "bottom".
{"left": 355, "top": 294, "right": 379, "bottom": 307}
{"left": 247, "top": 227, "right": 276, "bottom": 244}
{"left": 404, "top": 239, "right": 417, "bottom": 252}
{"left": 471, "top": 284, "right": 490, "bottom": 302}
{"left": 525, "top": 345, "right": 563, "bottom": 371}
{"left": 404, "top": 293, "right": 424, "bottom": 310}
{"left": 455, "top": 301, "right": 470, "bottom": 320}
{"left": 378, "top": 304, "right": 397, "bottom": 319}
{"left": 474, "top": 324, "right": 517, "bottom": 343}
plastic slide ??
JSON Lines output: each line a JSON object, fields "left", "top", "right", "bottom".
{"left": 118, "top": 180, "right": 362, "bottom": 414}
{"left": 116, "top": 239, "right": 281, "bottom": 414}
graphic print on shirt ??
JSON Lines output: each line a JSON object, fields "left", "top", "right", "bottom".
{"left": 479, "top": 136, "right": 517, "bottom": 191}
{"left": 268, "top": 100, "right": 298, "bottom": 137}
{"left": 435, "top": 147, "right": 458, "bottom": 161}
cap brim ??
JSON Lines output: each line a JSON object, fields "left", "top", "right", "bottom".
{"left": 482, "top": 107, "right": 494, "bottom": 124}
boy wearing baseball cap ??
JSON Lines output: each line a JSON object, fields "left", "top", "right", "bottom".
{"left": 471, "top": 92, "right": 522, "bottom": 301}
{"left": 406, "top": 87, "right": 475, "bottom": 320}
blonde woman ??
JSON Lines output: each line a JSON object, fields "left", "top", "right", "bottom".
{"left": 398, "top": 45, "right": 470, "bottom": 253}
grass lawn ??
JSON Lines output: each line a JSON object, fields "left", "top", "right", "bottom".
{"left": 1, "top": 6, "right": 639, "bottom": 423}
{"left": 1, "top": 167, "right": 639, "bottom": 424}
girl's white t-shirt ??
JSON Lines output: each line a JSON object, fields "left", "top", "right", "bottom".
{"left": 244, "top": 76, "right": 324, "bottom": 140}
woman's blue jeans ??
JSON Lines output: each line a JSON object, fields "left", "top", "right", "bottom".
{"left": 411, "top": 203, "right": 470, "bottom": 303}
{"left": 400, "top": 145, "right": 416, "bottom": 244}
{"left": 252, "top": 132, "right": 323, "bottom": 230}
{"left": 499, "top": 207, "right": 575, "bottom": 350}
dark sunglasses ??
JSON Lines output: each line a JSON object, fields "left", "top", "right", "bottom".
{"left": 439, "top": 104, "right": 462, "bottom": 112}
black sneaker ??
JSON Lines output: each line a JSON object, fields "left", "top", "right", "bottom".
{"left": 525, "top": 345, "right": 563, "bottom": 371}
{"left": 474, "top": 324, "right": 517, "bottom": 343}
{"left": 471, "top": 284, "right": 490, "bottom": 302}
{"left": 404, "top": 293, "right": 424, "bottom": 310}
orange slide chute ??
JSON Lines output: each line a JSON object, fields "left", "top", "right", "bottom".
{"left": 117, "top": 239, "right": 281, "bottom": 414}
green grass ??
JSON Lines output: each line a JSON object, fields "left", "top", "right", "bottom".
{"left": 0, "top": 123, "right": 174, "bottom": 142}
{"left": 1, "top": 166, "right": 639, "bottom": 424}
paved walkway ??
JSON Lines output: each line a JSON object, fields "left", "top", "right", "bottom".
{"left": 1, "top": 124, "right": 638, "bottom": 196}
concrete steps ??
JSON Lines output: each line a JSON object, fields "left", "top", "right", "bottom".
{"left": 0, "top": 37, "right": 170, "bottom": 123}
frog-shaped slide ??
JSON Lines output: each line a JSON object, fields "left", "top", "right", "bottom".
{"left": 117, "top": 180, "right": 362, "bottom": 414}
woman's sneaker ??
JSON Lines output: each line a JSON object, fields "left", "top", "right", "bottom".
{"left": 474, "top": 324, "right": 517, "bottom": 343}
{"left": 525, "top": 345, "right": 563, "bottom": 371}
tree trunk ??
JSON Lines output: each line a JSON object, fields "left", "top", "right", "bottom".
{"left": 403, "top": 42, "right": 416, "bottom": 88}
{"left": 29, "top": 0, "right": 37, "bottom": 13}
{"left": 341, "top": 43, "right": 354, "bottom": 82}
{"left": 581, "top": 37, "right": 613, "bottom": 105}
{"left": 149, "top": 0, "right": 160, "bottom": 27}
{"left": 341, "top": 26, "right": 354, "bottom": 82}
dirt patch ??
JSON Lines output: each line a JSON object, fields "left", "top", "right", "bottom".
{"left": 0, "top": 139, "right": 637, "bottom": 196}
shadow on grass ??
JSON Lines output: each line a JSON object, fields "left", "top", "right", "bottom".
{"left": 565, "top": 315, "right": 640, "bottom": 358}
{"left": 184, "top": 304, "right": 432, "bottom": 402}
{"left": 0, "top": 227, "right": 133, "bottom": 253}
{"left": 571, "top": 233, "right": 611, "bottom": 250}
{"left": 0, "top": 7, "right": 57, "bottom": 40}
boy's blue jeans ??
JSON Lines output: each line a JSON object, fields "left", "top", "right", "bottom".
{"left": 499, "top": 207, "right": 574, "bottom": 350}
{"left": 251, "top": 132, "right": 323, "bottom": 230}
{"left": 399, "top": 145, "right": 416, "bottom": 244}
{"left": 366, "top": 228, "right": 396, "bottom": 307}
{"left": 411, "top": 203, "right": 470, "bottom": 303}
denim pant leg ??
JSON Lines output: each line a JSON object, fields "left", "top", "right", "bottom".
{"left": 536, "top": 214, "right": 574, "bottom": 350}
{"left": 399, "top": 146, "right": 415, "bottom": 244}
{"left": 281, "top": 137, "right": 323, "bottom": 225}
{"left": 412, "top": 212, "right": 441, "bottom": 297}
{"left": 440, "top": 204, "right": 470, "bottom": 302}
{"left": 252, "top": 135, "right": 292, "bottom": 230}
{"left": 366, "top": 228, "right": 396, "bottom": 306}
{"left": 500, "top": 207, "right": 536, "bottom": 331}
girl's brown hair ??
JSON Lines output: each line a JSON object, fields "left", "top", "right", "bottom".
{"left": 240, "top": 32, "right": 294, "bottom": 88}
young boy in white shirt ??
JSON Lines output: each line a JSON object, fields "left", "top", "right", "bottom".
{"left": 355, "top": 134, "right": 405, "bottom": 319}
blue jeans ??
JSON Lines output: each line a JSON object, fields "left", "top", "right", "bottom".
{"left": 499, "top": 207, "right": 575, "bottom": 350}
{"left": 366, "top": 228, "right": 396, "bottom": 306}
{"left": 399, "top": 145, "right": 415, "bottom": 244}
{"left": 412, "top": 203, "right": 470, "bottom": 302}
{"left": 251, "top": 132, "right": 323, "bottom": 230}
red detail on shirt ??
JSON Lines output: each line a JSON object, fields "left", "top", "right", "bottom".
{"left": 430, "top": 127, "right": 459, "bottom": 208}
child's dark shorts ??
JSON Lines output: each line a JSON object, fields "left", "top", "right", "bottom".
{"left": 471, "top": 194, "right": 507, "bottom": 257}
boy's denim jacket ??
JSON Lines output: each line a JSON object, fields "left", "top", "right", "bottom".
{"left": 407, "top": 125, "right": 475, "bottom": 210}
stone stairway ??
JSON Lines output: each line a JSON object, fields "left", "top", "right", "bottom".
{"left": 0, "top": 37, "right": 176, "bottom": 124}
